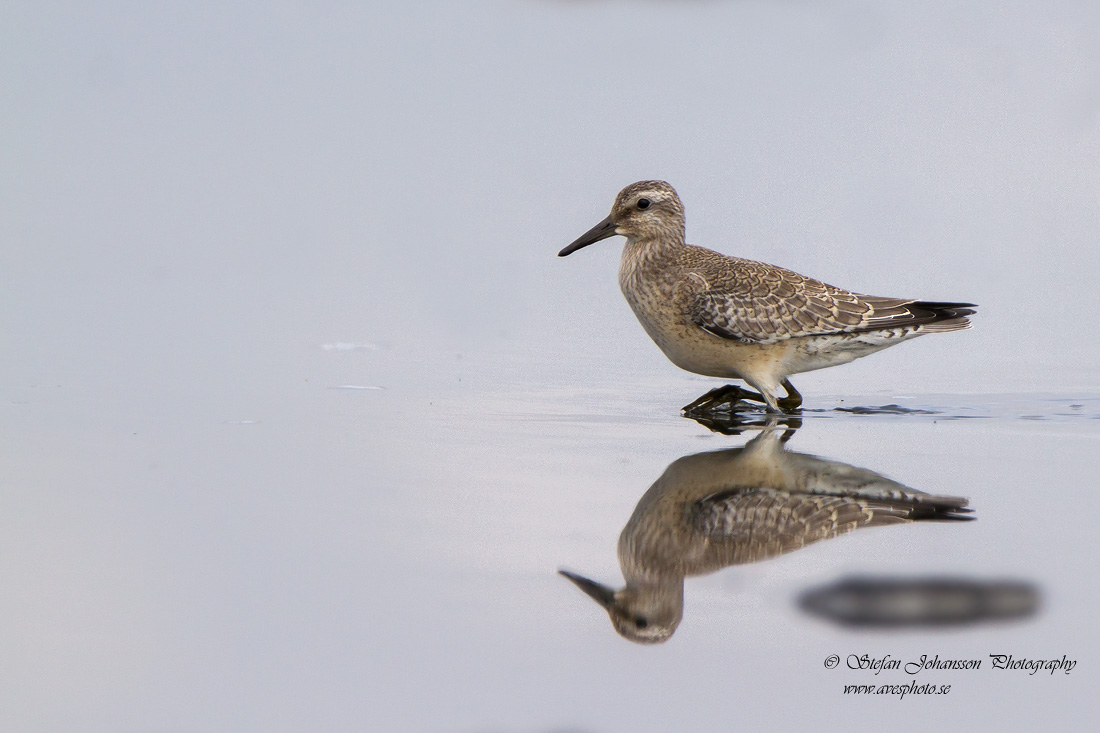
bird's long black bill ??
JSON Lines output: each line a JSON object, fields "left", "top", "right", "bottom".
{"left": 558, "top": 215, "right": 617, "bottom": 257}
{"left": 558, "top": 569, "right": 616, "bottom": 609}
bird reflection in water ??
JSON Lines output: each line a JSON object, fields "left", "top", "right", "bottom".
{"left": 559, "top": 420, "right": 973, "bottom": 643}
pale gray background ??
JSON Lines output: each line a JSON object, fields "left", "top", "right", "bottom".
{"left": 2, "top": 1, "right": 1098, "bottom": 731}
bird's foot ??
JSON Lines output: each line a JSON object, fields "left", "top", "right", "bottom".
{"left": 776, "top": 379, "right": 803, "bottom": 412}
{"left": 681, "top": 384, "right": 764, "bottom": 414}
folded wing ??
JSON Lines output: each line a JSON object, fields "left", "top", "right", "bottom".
{"left": 689, "top": 256, "right": 975, "bottom": 344}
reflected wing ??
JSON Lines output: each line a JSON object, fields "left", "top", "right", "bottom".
{"left": 691, "top": 488, "right": 969, "bottom": 564}
{"left": 688, "top": 257, "right": 974, "bottom": 344}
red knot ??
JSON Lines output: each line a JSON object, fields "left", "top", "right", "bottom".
{"left": 560, "top": 181, "right": 976, "bottom": 412}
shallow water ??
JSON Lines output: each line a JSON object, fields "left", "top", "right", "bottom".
{"left": 7, "top": 344, "right": 1097, "bottom": 730}
{"left": 370, "top": 377, "right": 1098, "bottom": 731}
{"left": 4, "top": 1, "right": 1100, "bottom": 731}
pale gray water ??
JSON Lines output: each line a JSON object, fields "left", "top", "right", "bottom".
{"left": 3, "top": 1, "right": 1100, "bottom": 731}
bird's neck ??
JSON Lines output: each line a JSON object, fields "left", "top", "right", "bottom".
{"left": 623, "top": 573, "right": 685, "bottom": 600}
{"left": 619, "top": 233, "right": 685, "bottom": 293}
{"left": 622, "top": 229, "right": 685, "bottom": 264}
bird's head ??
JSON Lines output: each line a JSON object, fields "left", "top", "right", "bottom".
{"left": 559, "top": 180, "right": 686, "bottom": 256}
{"left": 558, "top": 569, "right": 683, "bottom": 644}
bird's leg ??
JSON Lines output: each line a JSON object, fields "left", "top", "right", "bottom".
{"left": 738, "top": 389, "right": 775, "bottom": 409}
{"left": 776, "top": 379, "right": 803, "bottom": 411}
{"left": 737, "top": 380, "right": 780, "bottom": 412}
{"left": 767, "top": 412, "right": 804, "bottom": 442}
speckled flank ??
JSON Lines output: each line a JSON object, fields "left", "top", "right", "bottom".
{"left": 562, "top": 180, "right": 976, "bottom": 409}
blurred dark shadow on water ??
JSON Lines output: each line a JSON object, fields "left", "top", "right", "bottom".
{"left": 799, "top": 577, "right": 1040, "bottom": 628}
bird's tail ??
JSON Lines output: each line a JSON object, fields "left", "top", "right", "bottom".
{"left": 911, "top": 301, "right": 977, "bottom": 333}
{"left": 863, "top": 494, "right": 974, "bottom": 526}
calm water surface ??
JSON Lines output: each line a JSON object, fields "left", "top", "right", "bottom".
{"left": 7, "top": 338, "right": 1096, "bottom": 730}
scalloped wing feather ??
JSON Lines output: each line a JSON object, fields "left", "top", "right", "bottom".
{"left": 688, "top": 255, "right": 973, "bottom": 344}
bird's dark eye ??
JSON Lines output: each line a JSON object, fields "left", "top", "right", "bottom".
{"left": 634, "top": 616, "right": 648, "bottom": 629}
{"left": 636, "top": 198, "right": 650, "bottom": 210}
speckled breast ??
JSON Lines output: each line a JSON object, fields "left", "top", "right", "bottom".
{"left": 618, "top": 250, "right": 744, "bottom": 378}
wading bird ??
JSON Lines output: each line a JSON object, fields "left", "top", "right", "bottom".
{"left": 559, "top": 181, "right": 975, "bottom": 412}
